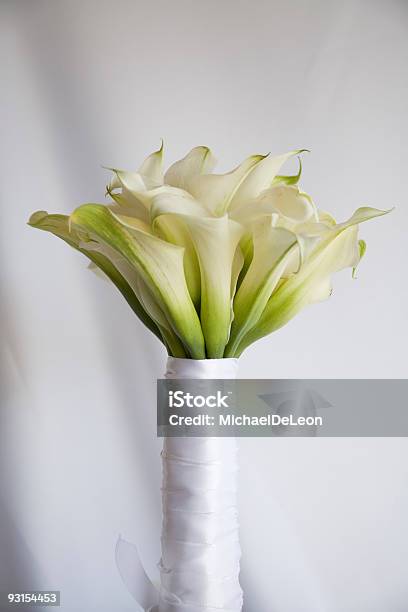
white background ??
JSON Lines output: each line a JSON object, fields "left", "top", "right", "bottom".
{"left": 1, "top": 1, "right": 408, "bottom": 611}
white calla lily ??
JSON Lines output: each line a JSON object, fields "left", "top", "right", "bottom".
{"left": 28, "top": 211, "right": 164, "bottom": 342}
{"left": 228, "top": 149, "right": 308, "bottom": 211}
{"left": 152, "top": 214, "right": 202, "bottom": 307}
{"left": 227, "top": 223, "right": 299, "bottom": 356}
{"left": 182, "top": 214, "right": 243, "bottom": 357}
{"left": 70, "top": 204, "right": 206, "bottom": 358}
{"left": 229, "top": 206, "right": 390, "bottom": 356}
{"left": 29, "top": 145, "right": 391, "bottom": 358}
{"left": 80, "top": 235, "right": 186, "bottom": 357}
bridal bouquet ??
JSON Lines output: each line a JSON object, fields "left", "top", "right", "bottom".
{"left": 29, "top": 144, "right": 389, "bottom": 611}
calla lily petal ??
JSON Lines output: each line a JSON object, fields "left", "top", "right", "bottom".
{"left": 226, "top": 224, "right": 299, "bottom": 356}
{"left": 108, "top": 169, "right": 163, "bottom": 214}
{"left": 228, "top": 149, "right": 308, "bottom": 211}
{"left": 153, "top": 215, "right": 201, "bottom": 307}
{"left": 107, "top": 142, "right": 164, "bottom": 192}
{"left": 107, "top": 195, "right": 150, "bottom": 224}
{"left": 147, "top": 188, "right": 211, "bottom": 306}
{"left": 273, "top": 156, "right": 303, "bottom": 186}
{"left": 232, "top": 184, "right": 317, "bottom": 227}
{"left": 188, "top": 154, "right": 265, "bottom": 216}
{"left": 340, "top": 206, "right": 392, "bottom": 227}
{"left": 183, "top": 215, "right": 243, "bottom": 357}
{"left": 352, "top": 239, "right": 367, "bottom": 279}
{"left": 138, "top": 141, "right": 164, "bottom": 184}
{"left": 234, "top": 207, "right": 391, "bottom": 355}
{"left": 108, "top": 169, "right": 151, "bottom": 195}
{"left": 149, "top": 186, "right": 210, "bottom": 220}
{"left": 164, "top": 146, "right": 216, "bottom": 190}
{"left": 109, "top": 212, "right": 153, "bottom": 234}
{"left": 231, "top": 247, "right": 244, "bottom": 298}
{"left": 70, "top": 204, "right": 205, "bottom": 358}
{"left": 317, "top": 209, "right": 337, "bottom": 226}
{"left": 81, "top": 237, "right": 186, "bottom": 357}
{"left": 28, "top": 211, "right": 164, "bottom": 342}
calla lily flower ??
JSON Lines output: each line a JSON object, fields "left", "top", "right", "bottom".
{"left": 29, "top": 144, "right": 391, "bottom": 358}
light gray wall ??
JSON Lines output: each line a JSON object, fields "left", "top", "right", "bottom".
{"left": 1, "top": 1, "right": 407, "bottom": 611}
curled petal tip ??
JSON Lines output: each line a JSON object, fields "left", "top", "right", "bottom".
{"left": 28, "top": 210, "right": 48, "bottom": 226}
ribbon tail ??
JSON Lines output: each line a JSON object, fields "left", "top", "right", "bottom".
{"left": 115, "top": 535, "right": 159, "bottom": 611}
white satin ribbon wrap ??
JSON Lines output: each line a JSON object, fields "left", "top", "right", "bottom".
{"left": 116, "top": 358, "right": 242, "bottom": 612}
{"left": 159, "top": 358, "right": 242, "bottom": 612}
